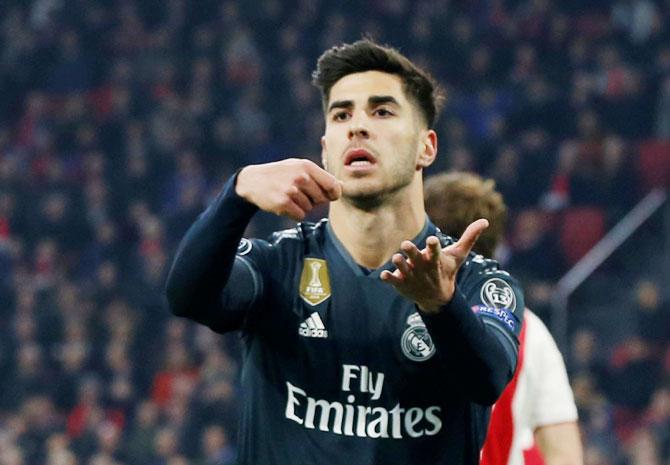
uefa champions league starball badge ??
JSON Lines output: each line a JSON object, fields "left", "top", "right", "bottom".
{"left": 480, "top": 278, "right": 517, "bottom": 312}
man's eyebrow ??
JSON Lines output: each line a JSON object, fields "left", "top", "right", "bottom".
{"left": 368, "top": 95, "right": 400, "bottom": 106}
{"left": 327, "top": 100, "right": 353, "bottom": 112}
{"left": 328, "top": 96, "right": 400, "bottom": 113}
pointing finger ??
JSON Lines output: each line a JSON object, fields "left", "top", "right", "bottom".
{"left": 305, "top": 162, "right": 342, "bottom": 201}
{"left": 289, "top": 187, "right": 313, "bottom": 213}
{"left": 283, "top": 200, "right": 306, "bottom": 221}
{"left": 296, "top": 175, "right": 329, "bottom": 205}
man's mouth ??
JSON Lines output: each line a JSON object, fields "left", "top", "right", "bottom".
{"left": 344, "top": 149, "right": 377, "bottom": 167}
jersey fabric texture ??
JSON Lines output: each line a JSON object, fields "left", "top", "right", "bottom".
{"left": 166, "top": 175, "right": 526, "bottom": 465}
{"left": 481, "top": 310, "right": 578, "bottom": 465}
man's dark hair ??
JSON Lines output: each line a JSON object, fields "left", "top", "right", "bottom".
{"left": 312, "top": 39, "right": 445, "bottom": 128}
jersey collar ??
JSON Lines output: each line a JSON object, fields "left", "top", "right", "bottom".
{"left": 324, "top": 217, "right": 439, "bottom": 279}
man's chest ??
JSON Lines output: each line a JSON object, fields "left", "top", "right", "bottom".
{"left": 253, "top": 255, "right": 449, "bottom": 402}
{"left": 239, "top": 244, "right": 482, "bottom": 453}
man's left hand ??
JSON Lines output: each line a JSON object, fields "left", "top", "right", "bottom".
{"left": 380, "top": 219, "right": 489, "bottom": 314}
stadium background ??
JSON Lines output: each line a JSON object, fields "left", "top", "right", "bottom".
{"left": 0, "top": 0, "right": 669, "bottom": 464}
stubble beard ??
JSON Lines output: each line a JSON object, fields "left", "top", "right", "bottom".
{"left": 341, "top": 151, "right": 417, "bottom": 211}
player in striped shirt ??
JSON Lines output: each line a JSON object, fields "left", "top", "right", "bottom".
{"left": 425, "top": 172, "right": 583, "bottom": 465}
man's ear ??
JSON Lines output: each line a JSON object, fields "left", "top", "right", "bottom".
{"left": 321, "top": 135, "right": 328, "bottom": 170}
{"left": 417, "top": 129, "right": 437, "bottom": 169}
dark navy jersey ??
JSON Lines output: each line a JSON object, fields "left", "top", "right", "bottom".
{"left": 166, "top": 175, "right": 525, "bottom": 465}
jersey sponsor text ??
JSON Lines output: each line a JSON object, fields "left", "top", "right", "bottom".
{"left": 284, "top": 364, "right": 442, "bottom": 439}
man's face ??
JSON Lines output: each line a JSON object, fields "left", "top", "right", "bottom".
{"left": 321, "top": 71, "right": 436, "bottom": 206}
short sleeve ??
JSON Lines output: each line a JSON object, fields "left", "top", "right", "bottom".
{"left": 525, "top": 312, "right": 579, "bottom": 428}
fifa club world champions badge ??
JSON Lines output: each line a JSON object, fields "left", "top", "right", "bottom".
{"left": 299, "top": 258, "right": 332, "bottom": 306}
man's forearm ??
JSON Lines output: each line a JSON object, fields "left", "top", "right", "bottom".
{"left": 165, "top": 173, "right": 258, "bottom": 321}
{"left": 421, "top": 291, "right": 517, "bottom": 405}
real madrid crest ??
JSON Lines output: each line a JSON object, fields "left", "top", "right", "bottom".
{"left": 299, "top": 258, "right": 332, "bottom": 306}
{"left": 401, "top": 312, "right": 435, "bottom": 362}
{"left": 237, "top": 238, "right": 252, "bottom": 256}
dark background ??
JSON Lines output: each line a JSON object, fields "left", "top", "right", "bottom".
{"left": 0, "top": 1, "right": 668, "bottom": 464}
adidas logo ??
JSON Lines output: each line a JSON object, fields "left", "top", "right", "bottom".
{"left": 299, "top": 312, "right": 328, "bottom": 338}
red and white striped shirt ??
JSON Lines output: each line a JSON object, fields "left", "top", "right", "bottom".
{"left": 481, "top": 310, "right": 578, "bottom": 465}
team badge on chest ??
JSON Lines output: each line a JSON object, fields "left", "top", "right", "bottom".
{"left": 401, "top": 313, "right": 435, "bottom": 362}
{"left": 299, "top": 258, "right": 332, "bottom": 306}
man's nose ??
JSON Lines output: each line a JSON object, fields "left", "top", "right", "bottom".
{"left": 348, "top": 116, "right": 370, "bottom": 139}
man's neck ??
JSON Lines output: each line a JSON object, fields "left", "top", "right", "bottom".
{"left": 328, "top": 186, "right": 427, "bottom": 269}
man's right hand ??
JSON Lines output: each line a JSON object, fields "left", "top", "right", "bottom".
{"left": 235, "top": 159, "right": 342, "bottom": 221}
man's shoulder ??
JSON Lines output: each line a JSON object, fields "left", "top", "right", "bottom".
{"left": 239, "top": 220, "right": 327, "bottom": 262}
{"left": 524, "top": 310, "right": 562, "bottom": 356}
{"left": 435, "top": 230, "right": 506, "bottom": 277}
{"left": 436, "top": 229, "right": 524, "bottom": 317}
{"left": 267, "top": 219, "right": 328, "bottom": 246}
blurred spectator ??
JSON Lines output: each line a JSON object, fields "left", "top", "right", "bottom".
{"left": 506, "top": 209, "right": 564, "bottom": 280}
{"left": 0, "top": 0, "right": 668, "bottom": 462}
{"left": 45, "top": 433, "right": 77, "bottom": 465}
{"left": 17, "top": 395, "right": 63, "bottom": 465}
{"left": 606, "top": 335, "right": 662, "bottom": 412}
{"left": 5, "top": 343, "right": 50, "bottom": 409}
{"left": 611, "top": 0, "right": 661, "bottom": 45}
{"left": 151, "top": 426, "right": 181, "bottom": 465}
{"left": 633, "top": 280, "right": 670, "bottom": 349}
{"left": 198, "top": 424, "right": 235, "bottom": 465}
{"left": 643, "top": 386, "right": 670, "bottom": 460}
{"left": 572, "top": 373, "right": 619, "bottom": 465}
{"left": 190, "top": 346, "right": 239, "bottom": 444}
{"left": 150, "top": 343, "right": 198, "bottom": 410}
{"left": 124, "top": 400, "right": 160, "bottom": 465}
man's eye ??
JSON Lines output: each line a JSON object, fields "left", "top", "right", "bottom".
{"left": 333, "top": 111, "right": 350, "bottom": 121}
{"left": 374, "top": 108, "right": 393, "bottom": 117}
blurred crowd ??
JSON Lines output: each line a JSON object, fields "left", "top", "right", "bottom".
{"left": 0, "top": 0, "right": 668, "bottom": 464}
